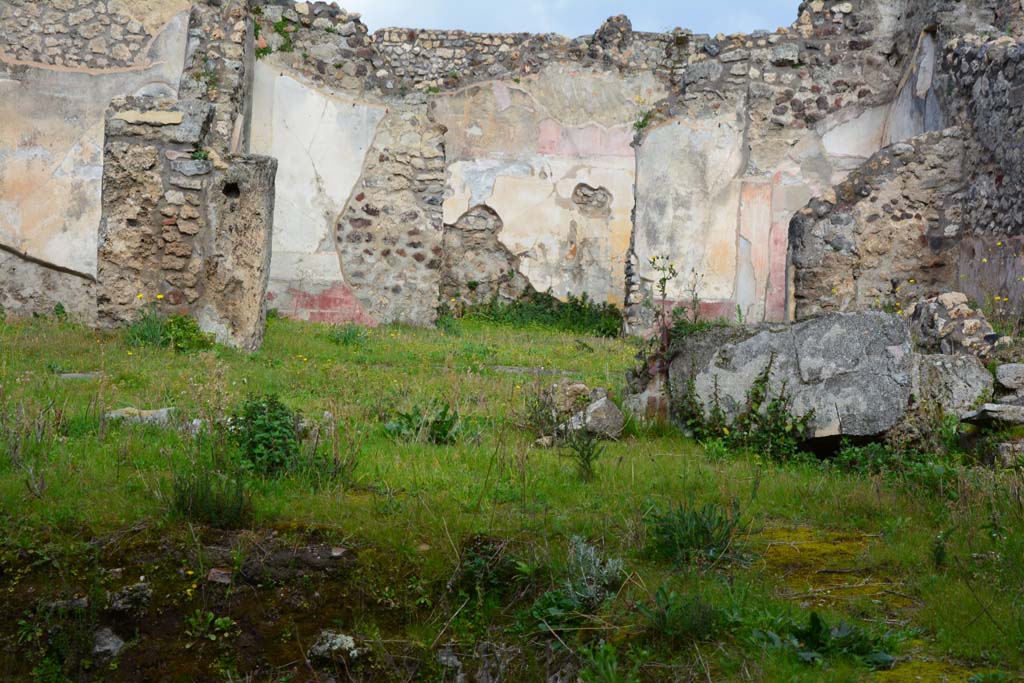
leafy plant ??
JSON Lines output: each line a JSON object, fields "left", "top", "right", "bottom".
{"left": 520, "top": 381, "right": 560, "bottom": 440}
{"left": 171, "top": 460, "right": 253, "bottom": 529}
{"left": 633, "top": 109, "right": 654, "bottom": 132}
{"left": 325, "top": 323, "right": 369, "bottom": 347}
{"left": 231, "top": 394, "right": 301, "bottom": 474}
{"left": 436, "top": 311, "right": 461, "bottom": 336}
{"left": 562, "top": 424, "right": 605, "bottom": 481}
{"left": 638, "top": 586, "right": 725, "bottom": 645}
{"left": 125, "top": 307, "right": 213, "bottom": 353}
{"left": 752, "top": 611, "right": 895, "bottom": 670}
{"left": 184, "top": 609, "right": 238, "bottom": 648}
{"left": 579, "top": 640, "right": 644, "bottom": 683}
{"left": 385, "top": 400, "right": 460, "bottom": 445}
{"left": 463, "top": 290, "right": 622, "bottom": 338}
{"left": 645, "top": 499, "right": 740, "bottom": 566}
{"left": 677, "top": 356, "right": 814, "bottom": 462}
{"left": 524, "top": 537, "right": 623, "bottom": 636}
{"left": 125, "top": 305, "right": 166, "bottom": 348}
{"left": 163, "top": 315, "right": 214, "bottom": 352}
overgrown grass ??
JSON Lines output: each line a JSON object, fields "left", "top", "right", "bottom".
{"left": 459, "top": 290, "right": 623, "bottom": 338}
{"left": 0, "top": 314, "right": 1020, "bottom": 680}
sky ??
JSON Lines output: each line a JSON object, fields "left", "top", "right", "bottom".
{"left": 340, "top": 0, "right": 801, "bottom": 37}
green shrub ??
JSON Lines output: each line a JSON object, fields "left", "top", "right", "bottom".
{"left": 171, "top": 462, "right": 252, "bottom": 529}
{"left": 645, "top": 499, "right": 740, "bottom": 566}
{"left": 455, "top": 535, "right": 518, "bottom": 602}
{"left": 385, "top": 401, "right": 460, "bottom": 445}
{"left": 579, "top": 640, "right": 644, "bottom": 683}
{"left": 562, "top": 424, "right": 605, "bottom": 481}
{"left": 639, "top": 586, "right": 725, "bottom": 645}
{"left": 163, "top": 315, "right": 214, "bottom": 352}
{"left": 677, "top": 356, "right": 814, "bottom": 462}
{"left": 125, "top": 306, "right": 213, "bottom": 352}
{"left": 524, "top": 537, "right": 623, "bottom": 636}
{"left": 325, "top": 323, "right": 368, "bottom": 347}
{"left": 231, "top": 395, "right": 301, "bottom": 474}
{"left": 463, "top": 290, "right": 622, "bottom": 338}
{"left": 834, "top": 440, "right": 959, "bottom": 497}
{"left": 752, "top": 611, "right": 895, "bottom": 670}
{"left": 436, "top": 310, "right": 461, "bottom": 336}
{"left": 125, "top": 306, "right": 166, "bottom": 348}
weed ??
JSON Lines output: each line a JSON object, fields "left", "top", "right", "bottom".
{"left": 231, "top": 395, "right": 301, "bottom": 474}
{"left": 184, "top": 609, "right": 239, "bottom": 648}
{"left": 164, "top": 315, "right": 214, "bottom": 352}
{"left": 638, "top": 586, "right": 726, "bottom": 645}
{"left": 272, "top": 19, "right": 294, "bottom": 52}
{"left": 519, "top": 380, "right": 560, "bottom": 440}
{"left": 677, "top": 356, "right": 814, "bottom": 462}
{"left": 452, "top": 535, "right": 517, "bottom": 603}
{"left": 125, "top": 307, "right": 213, "bottom": 352}
{"left": 645, "top": 499, "right": 740, "bottom": 566}
{"left": 970, "top": 672, "right": 1014, "bottom": 683}
{"left": 385, "top": 400, "right": 460, "bottom": 445}
{"left": 125, "top": 305, "right": 166, "bottom": 347}
{"left": 171, "top": 460, "right": 253, "bottom": 529}
{"left": 633, "top": 109, "right": 654, "bottom": 132}
{"left": 578, "top": 640, "right": 645, "bottom": 683}
{"left": 436, "top": 311, "right": 461, "bottom": 336}
{"left": 464, "top": 290, "right": 622, "bottom": 338}
{"left": 325, "top": 323, "right": 369, "bottom": 347}
{"left": 525, "top": 537, "right": 623, "bottom": 636}
{"left": 752, "top": 611, "right": 895, "bottom": 669}
{"left": 191, "top": 148, "right": 210, "bottom": 161}
{"left": 562, "top": 424, "right": 605, "bottom": 481}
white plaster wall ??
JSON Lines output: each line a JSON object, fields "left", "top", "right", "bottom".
{"left": 250, "top": 62, "right": 385, "bottom": 311}
{"left": 447, "top": 156, "right": 635, "bottom": 302}
{"left": 0, "top": 11, "right": 189, "bottom": 277}
{"left": 437, "top": 66, "right": 666, "bottom": 305}
{"left": 633, "top": 110, "right": 748, "bottom": 303}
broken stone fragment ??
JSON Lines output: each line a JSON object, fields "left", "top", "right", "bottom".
{"left": 996, "top": 364, "right": 1024, "bottom": 391}
{"left": 112, "top": 110, "right": 184, "bottom": 126}
{"left": 565, "top": 397, "right": 626, "bottom": 438}
{"left": 960, "top": 404, "right": 1024, "bottom": 426}
{"left": 109, "top": 582, "right": 153, "bottom": 614}
{"left": 309, "top": 630, "right": 363, "bottom": 664}
{"left": 207, "top": 568, "right": 232, "bottom": 585}
{"left": 93, "top": 627, "right": 125, "bottom": 659}
{"left": 105, "top": 408, "right": 176, "bottom": 426}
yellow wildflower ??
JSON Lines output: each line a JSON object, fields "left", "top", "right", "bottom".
{"left": 136, "top": 293, "right": 144, "bottom": 299}
{"left": 157, "top": 294, "right": 164, "bottom": 300}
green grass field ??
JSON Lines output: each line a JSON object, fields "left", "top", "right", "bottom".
{"left": 0, "top": 314, "right": 1021, "bottom": 682}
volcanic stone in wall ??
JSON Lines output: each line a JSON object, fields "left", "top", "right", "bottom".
{"left": 334, "top": 107, "right": 445, "bottom": 326}
{"left": 193, "top": 157, "right": 278, "bottom": 352}
{"left": 441, "top": 205, "right": 529, "bottom": 306}
{"left": 98, "top": 97, "right": 277, "bottom": 350}
{"left": 789, "top": 129, "right": 965, "bottom": 320}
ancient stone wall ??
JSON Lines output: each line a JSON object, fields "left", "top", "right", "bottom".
{"left": 96, "top": 0, "right": 276, "bottom": 350}
{"left": 0, "top": 0, "right": 190, "bottom": 69}
{"left": 790, "top": 129, "right": 964, "bottom": 319}
{"left": 3, "top": 0, "right": 1023, "bottom": 341}
{"left": 0, "top": 0, "right": 275, "bottom": 349}
{"left": 790, "top": 2, "right": 1024, "bottom": 322}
